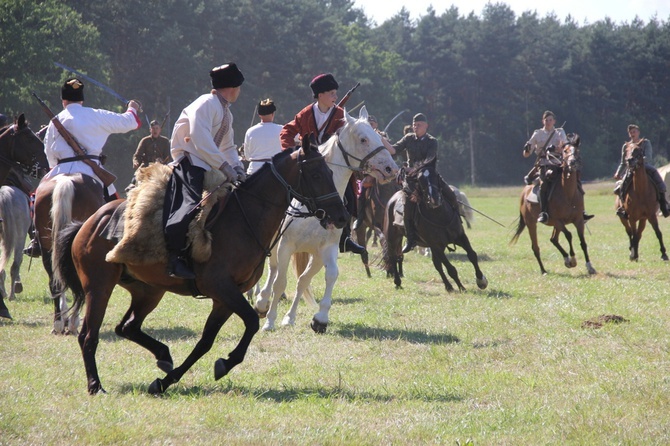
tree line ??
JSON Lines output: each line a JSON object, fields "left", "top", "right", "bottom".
{"left": 2, "top": 0, "right": 669, "bottom": 189}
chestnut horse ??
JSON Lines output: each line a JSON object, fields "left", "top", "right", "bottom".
{"left": 382, "top": 158, "right": 488, "bottom": 292}
{"left": 511, "top": 134, "right": 597, "bottom": 275}
{"left": 54, "top": 143, "right": 348, "bottom": 395}
{"left": 34, "top": 173, "right": 106, "bottom": 334}
{"left": 0, "top": 115, "right": 49, "bottom": 320}
{"left": 615, "top": 145, "right": 667, "bottom": 261}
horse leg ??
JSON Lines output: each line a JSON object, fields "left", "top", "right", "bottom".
{"left": 629, "top": 220, "right": 642, "bottom": 261}
{"left": 10, "top": 244, "right": 23, "bottom": 299}
{"left": 282, "top": 254, "right": 322, "bottom": 328}
{"left": 456, "top": 233, "right": 488, "bottom": 289}
{"left": 254, "top": 245, "right": 279, "bottom": 318}
{"left": 549, "top": 227, "right": 572, "bottom": 269}
{"left": 647, "top": 215, "right": 668, "bottom": 261}
{"left": 150, "top": 289, "right": 260, "bottom": 395}
{"left": 0, "top": 295, "right": 9, "bottom": 319}
{"left": 575, "top": 224, "right": 597, "bottom": 274}
{"left": 431, "top": 249, "right": 457, "bottom": 292}
{"left": 261, "top": 246, "right": 292, "bottom": 331}
{"left": 526, "top": 219, "right": 547, "bottom": 275}
{"left": 302, "top": 250, "right": 331, "bottom": 333}
{"left": 114, "top": 283, "right": 172, "bottom": 373}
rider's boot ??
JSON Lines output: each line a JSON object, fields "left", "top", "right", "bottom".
{"left": 537, "top": 182, "right": 550, "bottom": 224}
{"left": 659, "top": 193, "right": 670, "bottom": 218}
{"left": 23, "top": 237, "right": 41, "bottom": 258}
{"left": 167, "top": 252, "right": 195, "bottom": 280}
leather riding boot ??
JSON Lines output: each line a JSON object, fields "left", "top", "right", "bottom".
{"left": 583, "top": 212, "right": 594, "bottom": 221}
{"left": 167, "top": 253, "right": 195, "bottom": 280}
{"left": 342, "top": 236, "right": 365, "bottom": 254}
{"left": 23, "top": 237, "right": 41, "bottom": 258}
{"left": 537, "top": 182, "right": 550, "bottom": 224}
{"left": 659, "top": 194, "right": 670, "bottom": 218}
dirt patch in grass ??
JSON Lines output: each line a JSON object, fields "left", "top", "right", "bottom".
{"left": 581, "top": 314, "right": 629, "bottom": 329}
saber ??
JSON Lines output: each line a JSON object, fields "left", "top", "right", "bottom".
{"left": 348, "top": 100, "right": 365, "bottom": 114}
{"left": 54, "top": 62, "right": 128, "bottom": 104}
{"left": 383, "top": 109, "right": 409, "bottom": 134}
{"left": 457, "top": 200, "right": 506, "bottom": 227}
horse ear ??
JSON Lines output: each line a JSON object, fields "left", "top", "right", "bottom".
{"left": 344, "top": 108, "right": 355, "bottom": 126}
{"left": 17, "top": 113, "right": 26, "bottom": 129}
{"left": 359, "top": 105, "right": 368, "bottom": 121}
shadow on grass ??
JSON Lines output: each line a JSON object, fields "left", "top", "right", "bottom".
{"left": 333, "top": 322, "right": 460, "bottom": 344}
{"left": 446, "top": 252, "right": 493, "bottom": 262}
{"left": 98, "top": 326, "right": 199, "bottom": 342}
{"left": 119, "top": 380, "right": 463, "bottom": 403}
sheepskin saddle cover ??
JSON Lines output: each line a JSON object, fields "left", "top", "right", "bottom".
{"left": 105, "top": 163, "right": 230, "bottom": 265}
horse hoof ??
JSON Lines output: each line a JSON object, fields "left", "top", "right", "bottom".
{"left": 214, "top": 358, "right": 228, "bottom": 380}
{"left": 281, "top": 316, "right": 295, "bottom": 327}
{"left": 586, "top": 263, "right": 597, "bottom": 275}
{"left": 0, "top": 309, "right": 12, "bottom": 320}
{"left": 477, "top": 276, "right": 488, "bottom": 290}
{"left": 310, "top": 318, "right": 328, "bottom": 334}
{"left": 662, "top": 254, "right": 669, "bottom": 261}
{"left": 148, "top": 379, "right": 165, "bottom": 395}
{"left": 261, "top": 321, "right": 275, "bottom": 331}
{"left": 13, "top": 282, "right": 23, "bottom": 294}
{"left": 255, "top": 307, "right": 268, "bottom": 319}
{"left": 157, "top": 360, "right": 174, "bottom": 373}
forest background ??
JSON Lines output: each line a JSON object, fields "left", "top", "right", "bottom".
{"left": 2, "top": 0, "right": 670, "bottom": 191}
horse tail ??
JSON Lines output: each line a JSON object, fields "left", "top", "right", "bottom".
{"left": 510, "top": 212, "right": 526, "bottom": 245}
{"left": 0, "top": 186, "right": 30, "bottom": 273}
{"left": 53, "top": 221, "right": 85, "bottom": 315}
{"left": 292, "top": 252, "right": 317, "bottom": 307}
{"left": 453, "top": 187, "right": 475, "bottom": 228}
{"left": 50, "top": 176, "right": 76, "bottom": 268}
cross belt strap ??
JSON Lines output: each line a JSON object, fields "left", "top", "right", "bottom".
{"left": 57, "top": 154, "right": 103, "bottom": 164}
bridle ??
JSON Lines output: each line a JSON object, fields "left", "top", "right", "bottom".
{"left": 0, "top": 124, "right": 45, "bottom": 178}
{"left": 336, "top": 136, "right": 386, "bottom": 173}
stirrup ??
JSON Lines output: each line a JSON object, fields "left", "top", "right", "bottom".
{"left": 402, "top": 239, "right": 416, "bottom": 254}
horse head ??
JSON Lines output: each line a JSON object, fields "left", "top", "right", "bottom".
{"left": 626, "top": 144, "right": 645, "bottom": 171}
{"left": 563, "top": 133, "right": 582, "bottom": 176}
{"left": 289, "top": 134, "right": 349, "bottom": 228}
{"left": 0, "top": 114, "right": 49, "bottom": 178}
{"left": 339, "top": 106, "right": 398, "bottom": 183}
{"left": 406, "top": 157, "right": 442, "bottom": 209}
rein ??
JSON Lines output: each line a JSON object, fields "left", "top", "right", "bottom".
{"left": 335, "top": 138, "right": 386, "bottom": 173}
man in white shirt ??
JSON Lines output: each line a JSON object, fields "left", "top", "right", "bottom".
{"left": 243, "top": 99, "right": 282, "bottom": 175}
{"left": 163, "top": 63, "right": 245, "bottom": 279}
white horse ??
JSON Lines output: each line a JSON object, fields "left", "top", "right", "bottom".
{"left": 254, "top": 106, "right": 399, "bottom": 333}
{"left": 0, "top": 186, "right": 30, "bottom": 304}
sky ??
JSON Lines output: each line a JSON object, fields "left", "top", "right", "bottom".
{"left": 354, "top": 0, "right": 670, "bottom": 26}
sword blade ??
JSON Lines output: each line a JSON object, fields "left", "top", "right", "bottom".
{"left": 54, "top": 62, "right": 128, "bottom": 104}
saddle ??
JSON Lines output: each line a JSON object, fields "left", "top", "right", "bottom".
{"left": 105, "top": 163, "right": 231, "bottom": 265}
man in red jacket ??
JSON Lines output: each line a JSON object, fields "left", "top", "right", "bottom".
{"left": 280, "top": 73, "right": 366, "bottom": 257}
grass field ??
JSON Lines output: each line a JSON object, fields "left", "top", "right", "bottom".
{"left": 1, "top": 182, "right": 669, "bottom": 445}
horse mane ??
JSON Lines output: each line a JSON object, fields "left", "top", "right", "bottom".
{"left": 240, "top": 149, "right": 292, "bottom": 187}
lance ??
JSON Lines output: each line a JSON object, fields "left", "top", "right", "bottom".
{"left": 458, "top": 200, "right": 506, "bottom": 227}
{"left": 54, "top": 61, "right": 149, "bottom": 125}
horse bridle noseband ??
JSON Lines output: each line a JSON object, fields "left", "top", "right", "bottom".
{"left": 336, "top": 138, "right": 386, "bottom": 173}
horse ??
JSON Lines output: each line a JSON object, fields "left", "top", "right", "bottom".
{"left": 53, "top": 141, "right": 348, "bottom": 395}
{"left": 0, "top": 186, "right": 31, "bottom": 305}
{"left": 253, "top": 106, "right": 399, "bottom": 333}
{"left": 0, "top": 114, "right": 49, "bottom": 320}
{"left": 615, "top": 145, "right": 667, "bottom": 261}
{"left": 511, "top": 134, "right": 597, "bottom": 275}
{"left": 33, "top": 173, "right": 106, "bottom": 334}
{"left": 382, "top": 157, "right": 488, "bottom": 292}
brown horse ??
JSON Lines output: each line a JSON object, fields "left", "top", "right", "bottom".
{"left": 0, "top": 115, "right": 49, "bottom": 320}
{"left": 33, "top": 173, "right": 106, "bottom": 334}
{"left": 54, "top": 143, "right": 348, "bottom": 395}
{"left": 511, "top": 134, "right": 597, "bottom": 275}
{"left": 615, "top": 145, "right": 668, "bottom": 261}
{"left": 353, "top": 179, "right": 399, "bottom": 276}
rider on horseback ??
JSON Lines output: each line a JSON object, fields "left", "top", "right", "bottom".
{"left": 613, "top": 124, "right": 670, "bottom": 218}
{"left": 394, "top": 113, "right": 459, "bottom": 253}
{"left": 523, "top": 110, "right": 593, "bottom": 224}
{"left": 24, "top": 78, "right": 142, "bottom": 257}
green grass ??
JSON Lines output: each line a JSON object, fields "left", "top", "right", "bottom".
{"left": 1, "top": 182, "right": 669, "bottom": 445}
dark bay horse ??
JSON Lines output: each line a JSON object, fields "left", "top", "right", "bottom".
{"left": 511, "top": 134, "right": 597, "bottom": 275}
{"left": 0, "top": 114, "right": 49, "bottom": 320}
{"left": 353, "top": 179, "right": 399, "bottom": 277}
{"left": 382, "top": 158, "right": 488, "bottom": 292}
{"left": 54, "top": 143, "right": 348, "bottom": 395}
{"left": 34, "top": 173, "right": 106, "bottom": 334}
{"left": 615, "top": 145, "right": 667, "bottom": 261}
